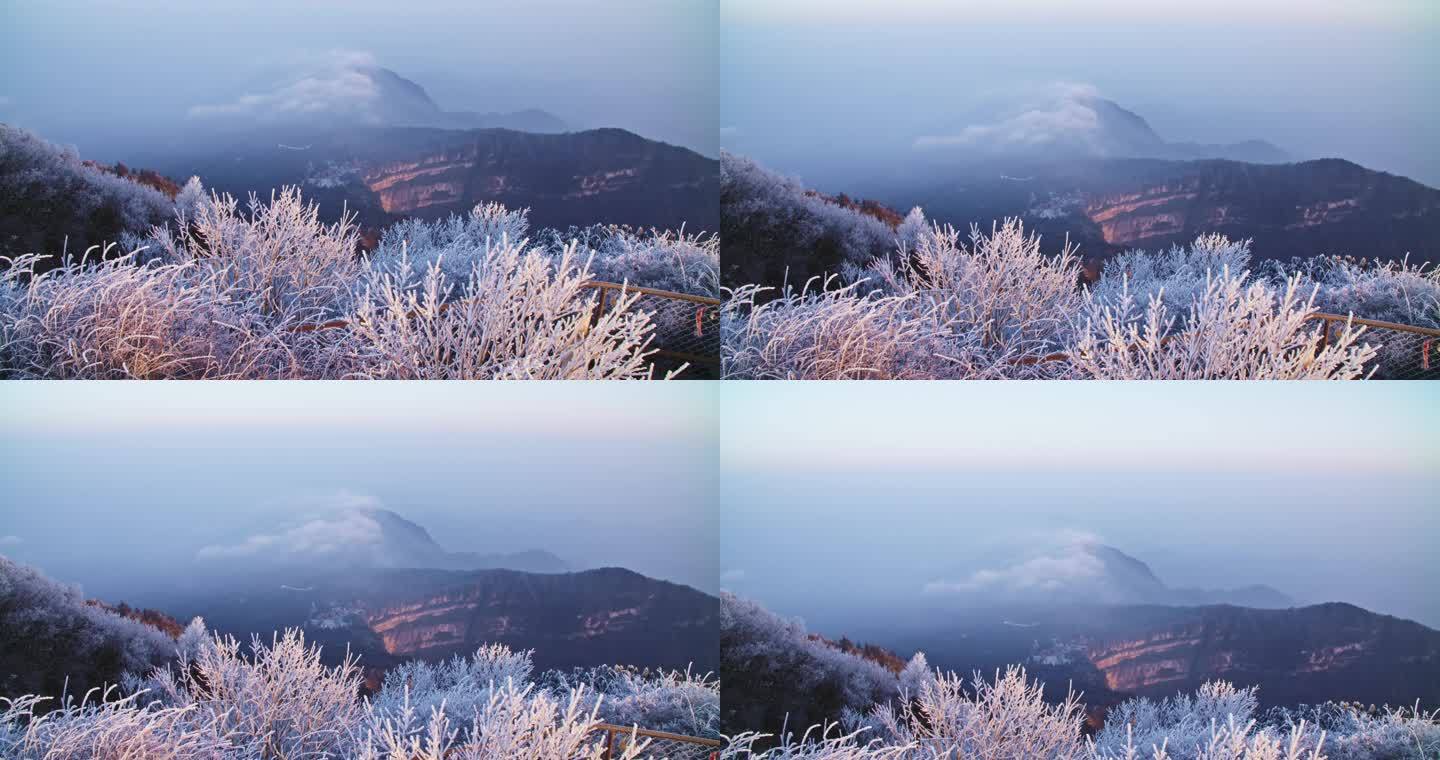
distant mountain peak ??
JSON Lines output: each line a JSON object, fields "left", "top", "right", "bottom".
{"left": 927, "top": 540, "right": 1293, "bottom": 609}
{"left": 188, "top": 62, "right": 567, "bottom": 134}
{"left": 197, "top": 508, "right": 568, "bottom": 575}
{"left": 916, "top": 90, "right": 1287, "bottom": 164}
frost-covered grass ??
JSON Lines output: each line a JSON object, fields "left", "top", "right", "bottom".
{"left": 720, "top": 596, "right": 1440, "bottom": 760}
{"left": 1, "top": 185, "right": 713, "bottom": 379}
{"left": 539, "top": 222, "right": 720, "bottom": 298}
{"left": 1, "top": 625, "right": 718, "bottom": 759}
{"left": 0, "top": 557, "right": 718, "bottom": 757}
{"left": 722, "top": 218, "right": 1413, "bottom": 380}
{"left": 721, "top": 153, "right": 1435, "bottom": 379}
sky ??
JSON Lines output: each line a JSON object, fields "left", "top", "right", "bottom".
{"left": 0, "top": 0, "right": 718, "bottom": 158}
{"left": 0, "top": 382, "right": 719, "bottom": 596}
{"left": 721, "top": 0, "right": 1440, "bottom": 189}
{"left": 719, "top": 382, "right": 1440, "bottom": 632}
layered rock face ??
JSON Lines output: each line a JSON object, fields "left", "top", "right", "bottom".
{"left": 156, "top": 125, "right": 719, "bottom": 234}
{"left": 1080, "top": 603, "right": 1440, "bottom": 707}
{"left": 1075, "top": 159, "right": 1440, "bottom": 261}
{"left": 288, "top": 567, "right": 720, "bottom": 672}
{"left": 349, "top": 128, "right": 716, "bottom": 230}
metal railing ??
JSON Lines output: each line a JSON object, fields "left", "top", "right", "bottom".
{"left": 1310, "top": 312, "right": 1440, "bottom": 380}
{"left": 591, "top": 723, "right": 723, "bottom": 760}
{"left": 585, "top": 281, "right": 721, "bottom": 379}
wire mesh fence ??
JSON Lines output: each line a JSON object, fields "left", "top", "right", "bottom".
{"left": 1310, "top": 312, "right": 1440, "bottom": 380}
{"left": 584, "top": 281, "right": 721, "bottom": 379}
{"left": 592, "top": 723, "right": 723, "bottom": 760}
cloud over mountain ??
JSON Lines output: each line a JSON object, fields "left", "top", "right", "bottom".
{"left": 914, "top": 82, "right": 1287, "bottom": 163}
{"left": 924, "top": 531, "right": 1293, "bottom": 608}
{"left": 197, "top": 493, "right": 568, "bottom": 575}
{"left": 189, "top": 50, "right": 390, "bottom": 124}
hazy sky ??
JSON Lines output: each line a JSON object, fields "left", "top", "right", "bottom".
{"left": 720, "top": 382, "right": 1439, "bottom": 631}
{"left": 0, "top": 383, "right": 719, "bottom": 596}
{"left": 721, "top": 0, "right": 1439, "bottom": 189}
{"left": 0, "top": 0, "right": 718, "bottom": 158}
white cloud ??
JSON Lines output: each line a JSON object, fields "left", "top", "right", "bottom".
{"left": 720, "top": 568, "right": 746, "bottom": 583}
{"left": 188, "top": 50, "right": 384, "bottom": 124}
{"left": 923, "top": 529, "right": 1107, "bottom": 595}
{"left": 0, "top": 96, "right": 12, "bottom": 107}
{"left": 0, "top": 535, "right": 22, "bottom": 546}
{"left": 914, "top": 82, "right": 1106, "bottom": 153}
{"left": 197, "top": 490, "right": 385, "bottom": 561}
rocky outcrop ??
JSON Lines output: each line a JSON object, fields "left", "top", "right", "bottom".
{"left": 1074, "top": 159, "right": 1440, "bottom": 261}
{"left": 156, "top": 125, "right": 718, "bottom": 233}
{"left": 1081, "top": 603, "right": 1440, "bottom": 707}
{"left": 349, "top": 567, "right": 717, "bottom": 670}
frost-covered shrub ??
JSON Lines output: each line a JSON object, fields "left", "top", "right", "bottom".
{"left": 1071, "top": 268, "right": 1377, "bottom": 379}
{"left": 721, "top": 152, "right": 899, "bottom": 287}
{"left": 720, "top": 667, "right": 1357, "bottom": 760}
{"left": 546, "top": 224, "right": 720, "bottom": 297}
{"left": 542, "top": 665, "right": 721, "bottom": 739}
{"left": 895, "top": 207, "right": 928, "bottom": 252}
{"left": 1262, "top": 257, "right": 1439, "bottom": 329}
{"left": 368, "top": 201, "right": 531, "bottom": 285}
{"left": 720, "top": 724, "right": 917, "bottom": 759}
{"left": 721, "top": 593, "right": 901, "bottom": 740}
{"left": 1092, "top": 682, "right": 1330, "bottom": 760}
{"left": 0, "top": 689, "right": 233, "bottom": 759}
{"left": 722, "top": 217, "right": 1086, "bottom": 379}
{"left": 866, "top": 667, "right": 1087, "bottom": 758}
{"left": 1090, "top": 235, "right": 1254, "bottom": 318}
{"left": 370, "top": 643, "right": 535, "bottom": 730}
{"left": 173, "top": 176, "right": 209, "bottom": 221}
{"left": 360, "top": 680, "right": 647, "bottom": 760}
{"left": 150, "top": 186, "right": 364, "bottom": 319}
{"left": 868, "top": 218, "right": 1084, "bottom": 373}
{"left": 0, "top": 124, "right": 174, "bottom": 264}
{"left": 1258, "top": 702, "right": 1440, "bottom": 760}
{"left": 0, "top": 555, "right": 176, "bottom": 701}
{"left": 1, "top": 188, "right": 674, "bottom": 378}
{"left": 721, "top": 279, "right": 955, "bottom": 379}
{"left": 1272, "top": 257, "right": 1440, "bottom": 378}
{"left": 351, "top": 240, "right": 662, "bottom": 379}
{"left": 138, "top": 629, "right": 367, "bottom": 757}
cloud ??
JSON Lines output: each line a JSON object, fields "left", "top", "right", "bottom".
{"left": 0, "top": 535, "right": 21, "bottom": 546}
{"left": 197, "top": 490, "right": 385, "bottom": 561}
{"left": 0, "top": 96, "right": 12, "bottom": 107}
{"left": 720, "top": 568, "right": 746, "bottom": 583}
{"left": 188, "top": 50, "right": 384, "bottom": 124}
{"left": 914, "top": 82, "right": 1107, "bottom": 153}
{"left": 719, "top": 126, "right": 740, "bottom": 138}
{"left": 923, "top": 529, "right": 1106, "bottom": 595}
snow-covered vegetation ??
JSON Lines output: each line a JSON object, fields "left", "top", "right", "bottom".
{"left": 0, "top": 126, "right": 174, "bottom": 266}
{"left": 720, "top": 154, "right": 1436, "bottom": 380}
{"left": 1, "top": 185, "right": 716, "bottom": 379}
{"left": 0, "top": 558, "right": 720, "bottom": 758}
{"left": 0, "top": 556, "right": 175, "bottom": 701}
{"left": 719, "top": 594, "right": 1440, "bottom": 760}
